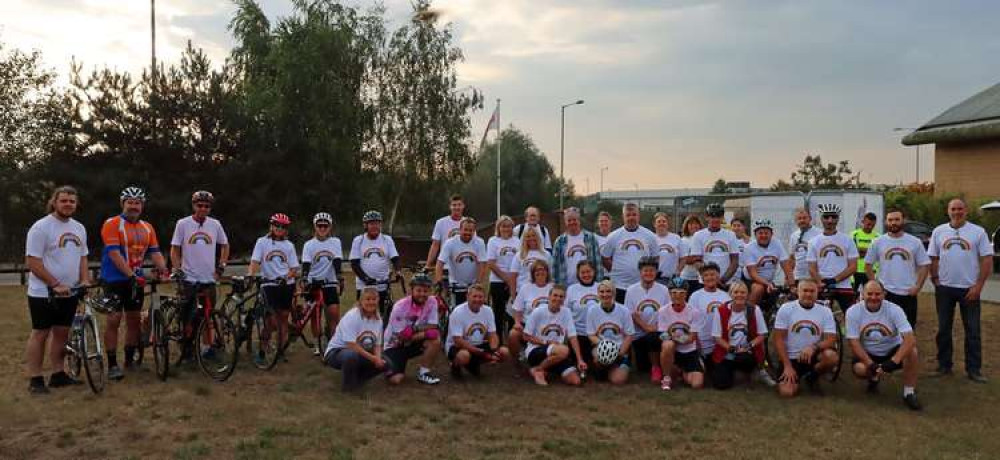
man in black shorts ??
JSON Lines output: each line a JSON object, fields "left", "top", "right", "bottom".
{"left": 446, "top": 285, "right": 510, "bottom": 379}
{"left": 383, "top": 274, "right": 443, "bottom": 385}
{"left": 773, "top": 280, "right": 839, "bottom": 397}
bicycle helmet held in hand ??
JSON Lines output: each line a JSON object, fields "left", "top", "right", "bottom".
{"left": 270, "top": 213, "right": 291, "bottom": 226}
{"left": 362, "top": 210, "right": 383, "bottom": 223}
{"left": 705, "top": 203, "right": 725, "bottom": 217}
{"left": 120, "top": 186, "right": 146, "bottom": 203}
{"left": 595, "top": 340, "right": 621, "bottom": 366}
{"left": 817, "top": 203, "right": 842, "bottom": 216}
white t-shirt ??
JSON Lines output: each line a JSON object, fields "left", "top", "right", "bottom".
{"left": 742, "top": 240, "right": 790, "bottom": 283}
{"left": 688, "top": 288, "right": 732, "bottom": 355}
{"left": 565, "top": 282, "right": 600, "bottom": 335}
{"left": 446, "top": 303, "right": 497, "bottom": 354}
{"left": 712, "top": 307, "right": 768, "bottom": 349}
{"left": 25, "top": 215, "right": 89, "bottom": 298}
{"left": 680, "top": 236, "right": 700, "bottom": 281}
{"left": 438, "top": 236, "right": 487, "bottom": 286}
{"left": 773, "top": 301, "right": 836, "bottom": 359}
{"left": 789, "top": 227, "right": 821, "bottom": 281}
{"left": 601, "top": 225, "right": 658, "bottom": 289}
{"left": 586, "top": 303, "right": 635, "bottom": 345}
{"left": 806, "top": 231, "right": 859, "bottom": 289}
{"left": 560, "top": 233, "right": 590, "bottom": 285}
{"left": 302, "top": 237, "right": 344, "bottom": 284}
{"left": 486, "top": 236, "right": 520, "bottom": 283}
{"left": 509, "top": 249, "right": 552, "bottom": 289}
{"left": 596, "top": 234, "right": 609, "bottom": 256}
{"left": 928, "top": 222, "right": 994, "bottom": 289}
{"left": 845, "top": 300, "right": 911, "bottom": 357}
{"left": 524, "top": 306, "right": 576, "bottom": 355}
{"left": 511, "top": 282, "right": 553, "bottom": 318}
{"left": 326, "top": 306, "right": 382, "bottom": 354}
{"left": 251, "top": 236, "right": 300, "bottom": 283}
{"left": 865, "top": 233, "right": 931, "bottom": 296}
{"left": 171, "top": 216, "right": 229, "bottom": 283}
{"left": 735, "top": 237, "right": 750, "bottom": 278}
{"left": 655, "top": 233, "right": 685, "bottom": 278}
{"left": 691, "top": 227, "right": 740, "bottom": 278}
{"left": 656, "top": 304, "right": 704, "bottom": 354}
{"left": 349, "top": 233, "right": 399, "bottom": 291}
{"left": 514, "top": 223, "right": 553, "bottom": 250}
{"left": 431, "top": 215, "right": 463, "bottom": 242}
{"left": 624, "top": 281, "right": 670, "bottom": 338}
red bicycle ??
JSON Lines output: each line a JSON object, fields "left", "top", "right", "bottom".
{"left": 282, "top": 279, "right": 336, "bottom": 357}
{"left": 176, "top": 276, "right": 238, "bottom": 381}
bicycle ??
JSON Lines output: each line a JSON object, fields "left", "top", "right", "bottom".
{"left": 156, "top": 274, "right": 238, "bottom": 381}
{"left": 145, "top": 275, "right": 185, "bottom": 382}
{"left": 223, "top": 276, "right": 282, "bottom": 371}
{"left": 282, "top": 279, "right": 336, "bottom": 357}
{"left": 59, "top": 284, "right": 112, "bottom": 394}
{"left": 816, "top": 284, "right": 852, "bottom": 382}
{"left": 763, "top": 284, "right": 846, "bottom": 382}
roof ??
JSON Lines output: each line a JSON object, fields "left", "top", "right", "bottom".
{"left": 903, "top": 81, "right": 1000, "bottom": 146}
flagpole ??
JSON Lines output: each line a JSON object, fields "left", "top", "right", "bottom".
{"left": 495, "top": 98, "right": 501, "bottom": 222}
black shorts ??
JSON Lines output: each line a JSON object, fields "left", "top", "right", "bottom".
{"left": 712, "top": 352, "right": 758, "bottom": 389}
{"left": 632, "top": 333, "right": 662, "bottom": 372}
{"left": 822, "top": 289, "right": 855, "bottom": 313}
{"left": 179, "top": 282, "right": 218, "bottom": 319}
{"left": 852, "top": 345, "right": 901, "bottom": 367}
{"left": 28, "top": 296, "right": 78, "bottom": 330}
{"left": 527, "top": 345, "right": 575, "bottom": 375}
{"left": 885, "top": 292, "right": 918, "bottom": 329}
{"left": 383, "top": 343, "right": 424, "bottom": 376}
{"left": 263, "top": 284, "right": 295, "bottom": 310}
{"left": 106, "top": 280, "right": 144, "bottom": 312}
{"left": 778, "top": 352, "right": 822, "bottom": 380}
{"left": 311, "top": 285, "right": 340, "bottom": 306}
{"left": 448, "top": 343, "right": 492, "bottom": 371}
{"left": 674, "top": 350, "right": 704, "bottom": 374}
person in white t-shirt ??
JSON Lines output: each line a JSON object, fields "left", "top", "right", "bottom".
{"left": 928, "top": 198, "right": 993, "bottom": 382}
{"left": 486, "top": 216, "right": 519, "bottom": 337}
{"left": 656, "top": 276, "right": 706, "bottom": 391}
{"left": 626, "top": 256, "right": 670, "bottom": 384}
{"left": 586, "top": 280, "right": 634, "bottom": 384}
{"left": 653, "top": 212, "right": 685, "bottom": 280}
{"left": 679, "top": 214, "right": 704, "bottom": 294}
{"left": 689, "top": 203, "right": 741, "bottom": 286}
{"left": 350, "top": 210, "right": 401, "bottom": 327}
{"left": 507, "top": 259, "right": 554, "bottom": 365}
{"left": 523, "top": 285, "right": 587, "bottom": 386}
{"left": 688, "top": 263, "right": 732, "bottom": 376}
{"left": 435, "top": 217, "right": 487, "bottom": 307}
{"left": 743, "top": 219, "right": 793, "bottom": 310}
{"left": 710, "top": 281, "right": 770, "bottom": 389}
{"left": 508, "top": 227, "right": 551, "bottom": 293}
{"left": 595, "top": 211, "right": 614, "bottom": 254}
{"left": 788, "top": 208, "right": 821, "bottom": 284}
{"left": 425, "top": 194, "right": 465, "bottom": 272}
{"left": 846, "top": 281, "right": 922, "bottom": 411}
{"left": 863, "top": 209, "right": 929, "bottom": 328}
{"left": 301, "top": 212, "right": 344, "bottom": 355}
{"left": 731, "top": 217, "right": 751, "bottom": 278}
{"left": 552, "top": 207, "right": 603, "bottom": 286}
{"left": 447, "top": 284, "right": 510, "bottom": 379}
{"left": 24, "top": 186, "right": 91, "bottom": 393}
{"left": 513, "top": 206, "right": 553, "bottom": 251}
{"left": 565, "top": 261, "right": 600, "bottom": 367}
{"left": 601, "top": 203, "right": 658, "bottom": 302}
{"left": 249, "top": 213, "right": 300, "bottom": 362}
{"left": 807, "top": 203, "right": 859, "bottom": 313}
{"left": 773, "top": 279, "right": 839, "bottom": 397}
{"left": 323, "top": 287, "right": 386, "bottom": 392}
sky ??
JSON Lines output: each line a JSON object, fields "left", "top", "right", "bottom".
{"left": 3, "top": 0, "right": 999, "bottom": 193}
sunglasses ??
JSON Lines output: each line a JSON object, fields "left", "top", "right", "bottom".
{"left": 195, "top": 203, "right": 212, "bottom": 209}
{"left": 822, "top": 215, "right": 839, "bottom": 220}
{"left": 273, "top": 224, "right": 288, "bottom": 229}
{"left": 315, "top": 223, "right": 331, "bottom": 228}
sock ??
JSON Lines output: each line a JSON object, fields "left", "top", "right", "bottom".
{"left": 903, "top": 386, "right": 915, "bottom": 397}
{"left": 418, "top": 366, "right": 430, "bottom": 375}
{"left": 108, "top": 351, "right": 118, "bottom": 367}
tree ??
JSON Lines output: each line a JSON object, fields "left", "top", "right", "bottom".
{"left": 770, "top": 154, "right": 866, "bottom": 192}
{"left": 711, "top": 178, "right": 729, "bottom": 194}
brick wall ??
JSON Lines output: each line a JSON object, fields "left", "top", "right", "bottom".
{"left": 935, "top": 139, "right": 1000, "bottom": 200}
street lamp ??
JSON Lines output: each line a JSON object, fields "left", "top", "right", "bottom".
{"left": 893, "top": 127, "right": 921, "bottom": 183}
{"left": 560, "top": 99, "right": 585, "bottom": 212}
{"left": 600, "top": 166, "right": 609, "bottom": 200}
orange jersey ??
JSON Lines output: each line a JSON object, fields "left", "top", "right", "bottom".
{"left": 100, "top": 215, "right": 160, "bottom": 281}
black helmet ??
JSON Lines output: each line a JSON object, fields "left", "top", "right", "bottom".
{"left": 362, "top": 210, "right": 383, "bottom": 223}
{"left": 705, "top": 203, "right": 724, "bottom": 217}
{"left": 666, "top": 276, "right": 689, "bottom": 291}
{"left": 637, "top": 255, "right": 659, "bottom": 270}
{"left": 410, "top": 273, "right": 433, "bottom": 287}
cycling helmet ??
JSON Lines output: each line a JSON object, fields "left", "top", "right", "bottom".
{"left": 817, "top": 203, "right": 842, "bottom": 216}
{"left": 595, "top": 340, "right": 621, "bottom": 366}
{"left": 705, "top": 203, "right": 724, "bottom": 217}
{"left": 191, "top": 190, "right": 215, "bottom": 204}
{"left": 120, "top": 186, "right": 146, "bottom": 202}
{"left": 665, "top": 275, "right": 688, "bottom": 291}
{"left": 270, "top": 213, "right": 291, "bottom": 226}
{"left": 362, "top": 210, "right": 383, "bottom": 223}
{"left": 313, "top": 212, "right": 332, "bottom": 225}
{"left": 410, "top": 273, "right": 433, "bottom": 287}
{"left": 752, "top": 219, "right": 773, "bottom": 232}
{"left": 637, "top": 255, "right": 660, "bottom": 270}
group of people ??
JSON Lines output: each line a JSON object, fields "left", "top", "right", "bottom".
{"left": 23, "top": 186, "right": 993, "bottom": 411}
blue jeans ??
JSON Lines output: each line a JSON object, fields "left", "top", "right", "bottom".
{"left": 934, "top": 285, "right": 982, "bottom": 374}
{"left": 325, "top": 348, "right": 382, "bottom": 392}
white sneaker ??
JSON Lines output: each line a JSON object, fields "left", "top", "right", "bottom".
{"left": 417, "top": 371, "right": 441, "bottom": 385}
{"left": 757, "top": 369, "right": 777, "bottom": 387}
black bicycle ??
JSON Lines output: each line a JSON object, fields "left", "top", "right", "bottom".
{"left": 222, "top": 276, "right": 280, "bottom": 371}
{"left": 764, "top": 285, "right": 846, "bottom": 382}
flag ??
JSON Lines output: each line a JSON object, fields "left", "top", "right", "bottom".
{"left": 480, "top": 105, "right": 499, "bottom": 150}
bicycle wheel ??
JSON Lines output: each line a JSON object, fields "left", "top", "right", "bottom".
{"left": 151, "top": 307, "right": 170, "bottom": 381}
{"left": 196, "top": 310, "right": 239, "bottom": 382}
{"left": 64, "top": 331, "right": 83, "bottom": 382}
{"left": 763, "top": 306, "right": 782, "bottom": 380}
{"left": 82, "top": 315, "right": 107, "bottom": 394}
{"left": 828, "top": 310, "right": 846, "bottom": 382}
{"left": 164, "top": 307, "right": 188, "bottom": 370}
{"left": 250, "top": 307, "right": 280, "bottom": 370}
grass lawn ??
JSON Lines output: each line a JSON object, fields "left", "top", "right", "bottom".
{"left": 0, "top": 282, "right": 997, "bottom": 460}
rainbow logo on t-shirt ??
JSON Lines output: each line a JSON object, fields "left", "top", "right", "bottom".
{"left": 566, "top": 244, "right": 588, "bottom": 258}
{"left": 596, "top": 322, "right": 622, "bottom": 340}
{"left": 530, "top": 297, "right": 549, "bottom": 312}
{"left": 637, "top": 299, "right": 660, "bottom": 316}
{"left": 666, "top": 322, "right": 692, "bottom": 343}
{"left": 706, "top": 301, "right": 724, "bottom": 315}
{"left": 860, "top": 322, "right": 895, "bottom": 340}
{"left": 791, "top": 320, "right": 820, "bottom": 336}
{"left": 756, "top": 255, "right": 778, "bottom": 269}
{"left": 579, "top": 294, "right": 600, "bottom": 307}
{"left": 356, "top": 331, "right": 378, "bottom": 351}
{"left": 540, "top": 324, "right": 565, "bottom": 341}
{"left": 58, "top": 233, "right": 83, "bottom": 248}
{"left": 265, "top": 250, "right": 287, "bottom": 264}
{"left": 454, "top": 251, "right": 479, "bottom": 264}
{"left": 363, "top": 247, "right": 386, "bottom": 259}
{"left": 465, "top": 322, "right": 488, "bottom": 341}
{"left": 705, "top": 240, "right": 730, "bottom": 254}
{"left": 729, "top": 323, "right": 749, "bottom": 342}
{"left": 659, "top": 244, "right": 677, "bottom": 254}
{"left": 884, "top": 248, "right": 911, "bottom": 261}
{"left": 187, "top": 232, "right": 213, "bottom": 245}
{"left": 313, "top": 250, "right": 337, "bottom": 264}
{"left": 447, "top": 228, "right": 460, "bottom": 238}
{"left": 819, "top": 244, "right": 845, "bottom": 258}
{"left": 499, "top": 246, "right": 517, "bottom": 256}
{"left": 942, "top": 237, "right": 971, "bottom": 251}
{"left": 620, "top": 239, "right": 645, "bottom": 251}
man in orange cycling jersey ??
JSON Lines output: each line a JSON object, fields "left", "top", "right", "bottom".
{"left": 101, "top": 187, "right": 168, "bottom": 380}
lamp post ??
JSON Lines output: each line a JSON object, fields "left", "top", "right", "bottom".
{"left": 893, "top": 127, "right": 920, "bottom": 183}
{"left": 560, "top": 99, "right": 585, "bottom": 212}
{"left": 600, "top": 166, "right": 608, "bottom": 200}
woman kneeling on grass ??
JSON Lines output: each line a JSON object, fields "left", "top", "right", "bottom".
{"left": 324, "top": 287, "right": 386, "bottom": 392}
{"left": 709, "top": 281, "right": 768, "bottom": 390}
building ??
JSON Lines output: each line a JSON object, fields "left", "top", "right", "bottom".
{"left": 903, "top": 82, "right": 1000, "bottom": 200}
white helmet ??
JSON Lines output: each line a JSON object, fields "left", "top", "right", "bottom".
{"left": 752, "top": 219, "right": 773, "bottom": 232}
{"left": 595, "top": 339, "right": 621, "bottom": 366}
{"left": 817, "top": 203, "right": 842, "bottom": 216}
{"left": 313, "top": 212, "right": 332, "bottom": 225}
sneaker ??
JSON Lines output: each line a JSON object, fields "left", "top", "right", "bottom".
{"left": 254, "top": 351, "right": 268, "bottom": 367}
{"left": 757, "top": 369, "right": 777, "bottom": 387}
{"left": 201, "top": 348, "right": 217, "bottom": 361}
{"left": 650, "top": 365, "right": 663, "bottom": 384}
{"left": 417, "top": 371, "right": 441, "bottom": 385}
{"left": 312, "top": 346, "right": 321, "bottom": 357}
{"left": 48, "top": 371, "right": 82, "bottom": 388}
{"left": 107, "top": 366, "right": 125, "bottom": 381}
{"left": 933, "top": 367, "right": 953, "bottom": 377}
{"left": 968, "top": 373, "right": 988, "bottom": 384}
{"left": 903, "top": 393, "right": 923, "bottom": 411}
{"left": 660, "top": 376, "right": 672, "bottom": 391}
{"left": 28, "top": 378, "right": 49, "bottom": 395}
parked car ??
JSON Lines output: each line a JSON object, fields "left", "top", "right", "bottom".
{"left": 903, "top": 220, "right": 933, "bottom": 248}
